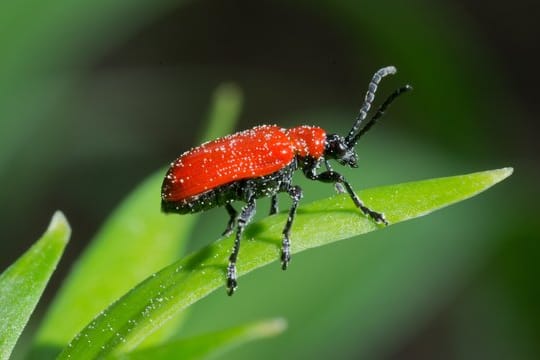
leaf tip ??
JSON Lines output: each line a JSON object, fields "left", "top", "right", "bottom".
{"left": 251, "top": 318, "right": 288, "bottom": 338}
{"left": 213, "top": 82, "right": 243, "bottom": 104}
{"left": 500, "top": 166, "right": 513, "bottom": 177}
{"left": 488, "top": 166, "right": 514, "bottom": 185}
{"left": 47, "top": 210, "right": 71, "bottom": 244}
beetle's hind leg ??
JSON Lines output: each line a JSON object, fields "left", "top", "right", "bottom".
{"left": 269, "top": 195, "right": 279, "bottom": 215}
{"left": 281, "top": 185, "right": 303, "bottom": 270}
{"left": 222, "top": 202, "right": 237, "bottom": 236}
{"left": 227, "top": 195, "right": 256, "bottom": 296}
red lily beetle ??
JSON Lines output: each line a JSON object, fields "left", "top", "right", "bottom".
{"left": 161, "top": 66, "right": 411, "bottom": 295}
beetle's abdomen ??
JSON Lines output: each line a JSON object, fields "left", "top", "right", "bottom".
{"left": 161, "top": 125, "right": 295, "bottom": 204}
{"left": 162, "top": 160, "right": 297, "bottom": 214}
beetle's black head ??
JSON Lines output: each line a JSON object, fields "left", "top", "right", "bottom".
{"left": 324, "top": 134, "right": 358, "bottom": 168}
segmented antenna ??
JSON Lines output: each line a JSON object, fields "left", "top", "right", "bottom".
{"left": 352, "top": 84, "right": 412, "bottom": 142}
{"left": 344, "top": 66, "right": 397, "bottom": 146}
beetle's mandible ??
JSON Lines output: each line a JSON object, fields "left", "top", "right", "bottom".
{"left": 161, "top": 66, "right": 412, "bottom": 295}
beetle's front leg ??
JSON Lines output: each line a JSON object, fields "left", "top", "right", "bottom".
{"left": 304, "top": 165, "right": 388, "bottom": 225}
{"left": 324, "top": 159, "right": 345, "bottom": 194}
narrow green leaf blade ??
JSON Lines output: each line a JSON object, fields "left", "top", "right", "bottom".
{"left": 57, "top": 167, "right": 511, "bottom": 359}
{"left": 113, "top": 318, "right": 286, "bottom": 360}
{"left": 0, "top": 211, "right": 70, "bottom": 360}
{"left": 32, "top": 172, "right": 193, "bottom": 357}
{"left": 140, "top": 82, "right": 243, "bottom": 348}
{"left": 32, "top": 83, "right": 243, "bottom": 356}
{"left": 199, "top": 83, "right": 243, "bottom": 143}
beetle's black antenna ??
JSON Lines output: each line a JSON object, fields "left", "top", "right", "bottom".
{"left": 351, "top": 84, "right": 413, "bottom": 143}
{"left": 345, "top": 66, "right": 397, "bottom": 147}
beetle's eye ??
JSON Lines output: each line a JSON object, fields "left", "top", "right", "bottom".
{"left": 325, "top": 134, "right": 352, "bottom": 161}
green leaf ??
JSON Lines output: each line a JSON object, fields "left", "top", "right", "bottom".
{"left": 32, "top": 83, "right": 243, "bottom": 357}
{"left": 112, "top": 318, "right": 286, "bottom": 360}
{"left": 57, "top": 167, "right": 512, "bottom": 359}
{"left": 0, "top": 211, "right": 70, "bottom": 360}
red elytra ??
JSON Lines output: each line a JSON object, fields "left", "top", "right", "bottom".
{"left": 162, "top": 125, "right": 326, "bottom": 202}
{"left": 161, "top": 66, "right": 411, "bottom": 295}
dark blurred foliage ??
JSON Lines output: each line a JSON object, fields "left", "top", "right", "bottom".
{"left": 1, "top": 0, "right": 538, "bottom": 359}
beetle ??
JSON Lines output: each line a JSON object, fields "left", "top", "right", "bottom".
{"left": 161, "top": 66, "right": 411, "bottom": 295}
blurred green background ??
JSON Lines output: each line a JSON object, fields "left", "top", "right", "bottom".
{"left": 1, "top": 0, "right": 538, "bottom": 359}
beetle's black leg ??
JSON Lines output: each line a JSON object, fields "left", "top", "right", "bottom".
{"left": 324, "top": 159, "right": 345, "bottom": 194}
{"left": 305, "top": 168, "right": 387, "bottom": 225}
{"left": 269, "top": 195, "right": 279, "bottom": 215}
{"left": 281, "top": 185, "right": 303, "bottom": 270}
{"left": 222, "top": 202, "right": 237, "bottom": 236}
{"left": 227, "top": 195, "right": 256, "bottom": 296}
